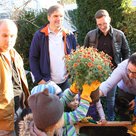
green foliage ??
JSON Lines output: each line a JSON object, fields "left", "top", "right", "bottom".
{"left": 15, "top": 10, "right": 36, "bottom": 70}
{"left": 117, "top": 7, "right": 136, "bottom": 53}
{"left": 34, "top": 9, "right": 48, "bottom": 26}
{"left": 68, "top": 9, "right": 77, "bottom": 29}
{"left": 15, "top": 10, "right": 48, "bottom": 70}
{"left": 15, "top": 10, "right": 48, "bottom": 90}
{"left": 60, "top": 0, "right": 76, "bottom": 4}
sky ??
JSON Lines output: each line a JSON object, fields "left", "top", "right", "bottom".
{"left": 132, "top": 0, "right": 136, "bottom": 6}
{"left": 31, "top": 0, "right": 136, "bottom": 8}
{"left": 37, "top": 0, "right": 58, "bottom": 9}
{"left": 1, "top": 0, "right": 134, "bottom": 11}
{"left": 0, "top": 0, "right": 58, "bottom": 11}
{"left": 29, "top": 0, "right": 77, "bottom": 10}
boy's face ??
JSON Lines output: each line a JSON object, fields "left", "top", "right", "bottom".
{"left": 67, "top": 94, "right": 79, "bottom": 110}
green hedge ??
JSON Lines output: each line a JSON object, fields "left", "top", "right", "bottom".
{"left": 15, "top": 10, "right": 48, "bottom": 90}
{"left": 15, "top": 10, "right": 48, "bottom": 70}
{"left": 117, "top": 7, "right": 136, "bottom": 53}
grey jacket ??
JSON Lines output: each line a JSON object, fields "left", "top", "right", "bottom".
{"left": 84, "top": 26, "right": 131, "bottom": 65}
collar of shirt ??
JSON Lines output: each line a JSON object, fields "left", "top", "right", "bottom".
{"left": 98, "top": 26, "right": 113, "bottom": 38}
{"left": 48, "top": 26, "right": 63, "bottom": 35}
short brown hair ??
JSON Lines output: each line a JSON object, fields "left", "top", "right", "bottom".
{"left": 95, "top": 9, "right": 110, "bottom": 19}
{"left": 47, "top": 4, "right": 64, "bottom": 16}
{"left": 128, "top": 52, "right": 136, "bottom": 66}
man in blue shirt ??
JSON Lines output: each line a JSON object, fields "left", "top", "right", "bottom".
{"left": 99, "top": 53, "right": 136, "bottom": 120}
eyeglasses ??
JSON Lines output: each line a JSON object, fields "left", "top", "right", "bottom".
{"left": 127, "top": 68, "right": 136, "bottom": 76}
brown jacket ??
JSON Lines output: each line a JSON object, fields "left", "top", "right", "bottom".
{"left": 0, "top": 48, "right": 30, "bottom": 131}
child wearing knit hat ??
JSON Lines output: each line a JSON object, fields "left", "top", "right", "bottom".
{"left": 19, "top": 81, "right": 100, "bottom": 136}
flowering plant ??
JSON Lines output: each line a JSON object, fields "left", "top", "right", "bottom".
{"left": 65, "top": 47, "right": 113, "bottom": 89}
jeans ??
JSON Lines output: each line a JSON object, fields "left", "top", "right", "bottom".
{"left": 106, "top": 86, "right": 117, "bottom": 121}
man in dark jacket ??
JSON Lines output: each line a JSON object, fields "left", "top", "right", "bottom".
{"left": 84, "top": 9, "right": 130, "bottom": 121}
{"left": 29, "top": 4, "right": 76, "bottom": 92}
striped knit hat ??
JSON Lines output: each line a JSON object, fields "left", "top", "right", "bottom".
{"left": 31, "top": 81, "right": 62, "bottom": 95}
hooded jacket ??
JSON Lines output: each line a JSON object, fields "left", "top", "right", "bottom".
{"left": 19, "top": 114, "right": 47, "bottom": 136}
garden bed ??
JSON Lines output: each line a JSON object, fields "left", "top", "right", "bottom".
{"left": 75, "top": 121, "right": 131, "bottom": 136}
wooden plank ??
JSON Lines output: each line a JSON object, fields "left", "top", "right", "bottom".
{"left": 75, "top": 121, "right": 131, "bottom": 134}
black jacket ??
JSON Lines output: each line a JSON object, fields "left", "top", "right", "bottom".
{"left": 84, "top": 26, "right": 131, "bottom": 65}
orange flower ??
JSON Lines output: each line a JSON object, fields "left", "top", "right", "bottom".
{"left": 73, "top": 63, "right": 78, "bottom": 67}
{"left": 65, "top": 47, "right": 112, "bottom": 89}
{"left": 97, "top": 65, "right": 102, "bottom": 70}
{"left": 87, "top": 62, "right": 93, "bottom": 67}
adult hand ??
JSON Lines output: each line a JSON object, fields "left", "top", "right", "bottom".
{"left": 99, "top": 90, "right": 104, "bottom": 97}
{"left": 129, "top": 99, "right": 135, "bottom": 110}
{"left": 38, "top": 79, "right": 46, "bottom": 84}
{"left": 98, "top": 119, "right": 107, "bottom": 125}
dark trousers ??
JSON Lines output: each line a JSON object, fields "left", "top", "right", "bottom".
{"left": 14, "top": 96, "right": 22, "bottom": 136}
{"left": 57, "top": 79, "right": 70, "bottom": 92}
{"left": 115, "top": 88, "right": 135, "bottom": 121}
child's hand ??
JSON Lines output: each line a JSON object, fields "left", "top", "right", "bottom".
{"left": 98, "top": 119, "right": 107, "bottom": 125}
